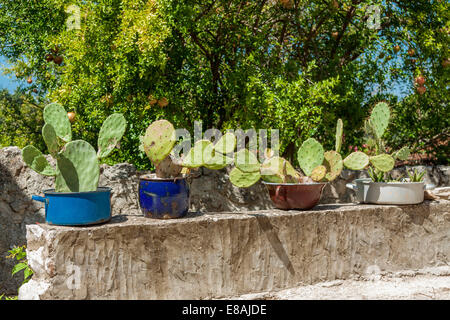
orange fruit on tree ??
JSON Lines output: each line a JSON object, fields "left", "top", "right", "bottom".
{"left": 53, "top": 56, "right": 63, "bottom": 65}
{"left": 158, "top": 97, "right": 169, "bottom": 108}
{"left": 415, "top": 75, "right": 426, "bottom": 86}
{"left": 416, "top": 86, "right": 426, "bottom": 95}
{"left": 67, "top": 112, "right": 76, "bottom": 123}
{"left": 442, "top": 58, "right": 450, "bottom": 68}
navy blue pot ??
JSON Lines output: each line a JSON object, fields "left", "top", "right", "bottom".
{"left": 139, "top": 175, "right": 190, "bottom": 219}
{"left": 32, "top": 187, "right": 112, "bottom": 226}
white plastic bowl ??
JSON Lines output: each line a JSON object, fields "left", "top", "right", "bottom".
{"left": 346, "top": 179, "right": 435, "bottom": 205}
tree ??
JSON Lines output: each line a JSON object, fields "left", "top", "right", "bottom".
{"left": 0, "top": 89, "right": 45, "bottom": 150}
{"left": 0, "top": 0, "right": 448, "bottom": 168}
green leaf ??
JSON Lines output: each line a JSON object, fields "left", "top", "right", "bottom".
{"left": 11, "top": 263, "right": 27, "bottom": 276}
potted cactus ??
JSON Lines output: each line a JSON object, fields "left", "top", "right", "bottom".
{"left": 22, "top": 103, "right": 127, "bottom": 225}
{"left": 140, "top": 120, "right": 235, "bottom": 219}
{"left": 229, "top": 120, "right": 345, "bottom": 210}
{"left": 343, "top": 102, "right": 430, "bottom": 204}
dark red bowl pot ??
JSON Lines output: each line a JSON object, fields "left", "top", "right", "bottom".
{"left": 262, "top": 182, "right": 326, "bottom": 210}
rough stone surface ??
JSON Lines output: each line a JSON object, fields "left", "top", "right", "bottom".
{"left": 18, "top": 201, "right": 450, "bottom": 300}
{"left": 231, "top": 267, "right": 450, "bottom": 300}
{"left": 1, "top": 146, "right": 449, "bottom": 294}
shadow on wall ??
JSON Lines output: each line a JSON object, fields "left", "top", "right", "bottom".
{"left": 0, "top": 147, "right": 49, "bottom": 295}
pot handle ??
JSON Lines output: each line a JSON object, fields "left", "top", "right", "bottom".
{"left": 275, "top": 186, "right": 287, "bottom": 201}
{"left": 346, "top": 183, "right": 357, "bottom": 191}
{"left": 424, "top": 183, "right": 435, "bottom": 190}
{"left": 32, "top": 195, "right": 48, "bottom": 205}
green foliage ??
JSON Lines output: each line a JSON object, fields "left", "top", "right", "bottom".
{"left": 0, "top": 0, "right": 448, "bottom": 168}
{"left": 407, "top": 168, "right": 426, "bottom": 182}
{"left": 0, "top": 89, "right": 45, "bottom": 150}
{"left": 386, "top": 90, "right": 449, "bottom": 164}
{"left": 367, "top": 166, "right": 385, "bottom": 183}
{"left": 6, "top": 245, "right": 33, "bottom": 287}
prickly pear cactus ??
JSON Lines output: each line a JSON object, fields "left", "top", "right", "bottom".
{"left": 22, "top": 103, "right": 126, "bottom": 193}
{"left": 143, "top": 120, "right": 176, "bottom": 166}
{"left": 260, "top": 157, "right": 300, "bottom": 184}
{"left": 392, "top": 146, "right": 410, "bottom": 161}
{"left": 57, "top": 140, "right": 100, "bottom": 192}
{"left": 369, "top": 154, "right": 395, "bottom": 172}
{"left": 335, "top": 119, "right": 343, "bottom": 153}
{"left": 97, "top": 113, "right": 127, "bottom": 159}
{"left": 369, "top": 102, "right": 390, "bottom": 140}
{"left": 323, "top": 151, "right": 343, "bottom": 181}
{"left": 234, "top": 149, "right": 260, "bottom": 173}
{"left": 43, "top": 103, "right": 72, "bottom": 142}
{"left": 260, "top": 157, "right": 285, "bottom": 183}
{"left": 155, "top": 154, "right": 183, "bottom": 178}
{"left": 182, "top": 140, "right": 212, "bottom": 168}
{"left": 229, "top": 167, "right": 261, "bottom": 188}
{"left": 311, "top": 165, "right": 326, "bottom": 182}
{"left": 204, "top": 142, "right": 233, "bottom": 170}
{"left": 297, "top": 138, "right": 324, "bottom": 176}
{"left": 343, "top": 151, "right": 370, "bottom": 170}
{"left": 22, "top": 145, "right": 56, "bottom": 176}
{"left": 42, "top": 124, "right": 59, "bottom": 157}
{"left": 213, "top": 132, "right": 236, "bottom": 155}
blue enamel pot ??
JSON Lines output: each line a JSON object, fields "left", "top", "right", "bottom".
{"left": 32, "top": 187, "right": 112, "bottom": 226}
{"left": 138, "top": 175, "right": 190, "bottom": 219}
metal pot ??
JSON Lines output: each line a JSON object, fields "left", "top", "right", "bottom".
{"left": 263, "top": 182, "right": 326, "bottom": 210}
{"left": 139, "top": 174, "right": 190, "bottom": 219}
{"left": 346, "top": 180, "right": 434, "bottom": 205}
{"left": 32, "top": 187, "right": 112, "bottom": 226}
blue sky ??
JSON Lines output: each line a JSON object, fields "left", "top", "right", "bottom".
{"left": 0, "top": 56, "right": 20, "bottom": 91}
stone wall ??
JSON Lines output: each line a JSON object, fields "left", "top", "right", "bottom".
{"left": 0, "top": 146, "right": 449, "bottom": 294}
{"left": 19, "top": 201, "right": 450, "bottom": 299}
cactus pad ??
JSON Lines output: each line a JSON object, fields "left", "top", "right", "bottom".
{"left": 343, "top": 151, "right": 370, "bottom": 170}
{"left": 260, "top": 157, "right": 285, "bottom": 183}
{"left": 335, "top": 119, "right": 343, "bottom": 153}
{"left": 213, "top": 132, "right": 236, "bottom": 155}
{"left": 323, "top": 151, "right": 343, "bottom": 181}
{"left": 369, "top": 154, "right": 395, "bottom": 172}
{"left": 369, "top": 102, "right": 390, "bottom": 139}
{"left": 235, "top": 149, "right": 260, "bottom": 173}
{"left": 229, "top": 167, "right": 261, "bottom": 188}
{"left": 42, "top": 123, "right": 59, "bottom": 156}
{"left": 57, "top": 140, "right": 100, "bottom": 192}
{"left": 98, "top": 113, "right": 127, "bottom": 159}
{"left": 22, "top": 145, "right": 56, "bottom": 176}
{"left": 43, "top": 103, "right": 72, "bottom": 142}
{"left": 143, "top": 120, "right": 176, "bottom": 166}
{"left": 311, "top": 165, "right": 327, "bottom": 182}
{"left": 260, "top": 157, "right": 300, "bottom": 183}
{"left": 182, "top": 140, "right": 212, "bottom": 168}
{"left": 392, "top": 146, "right": 410, "bottom": 161}
{"left": 297, "top": 138, "right": 324, "bottom": 176}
